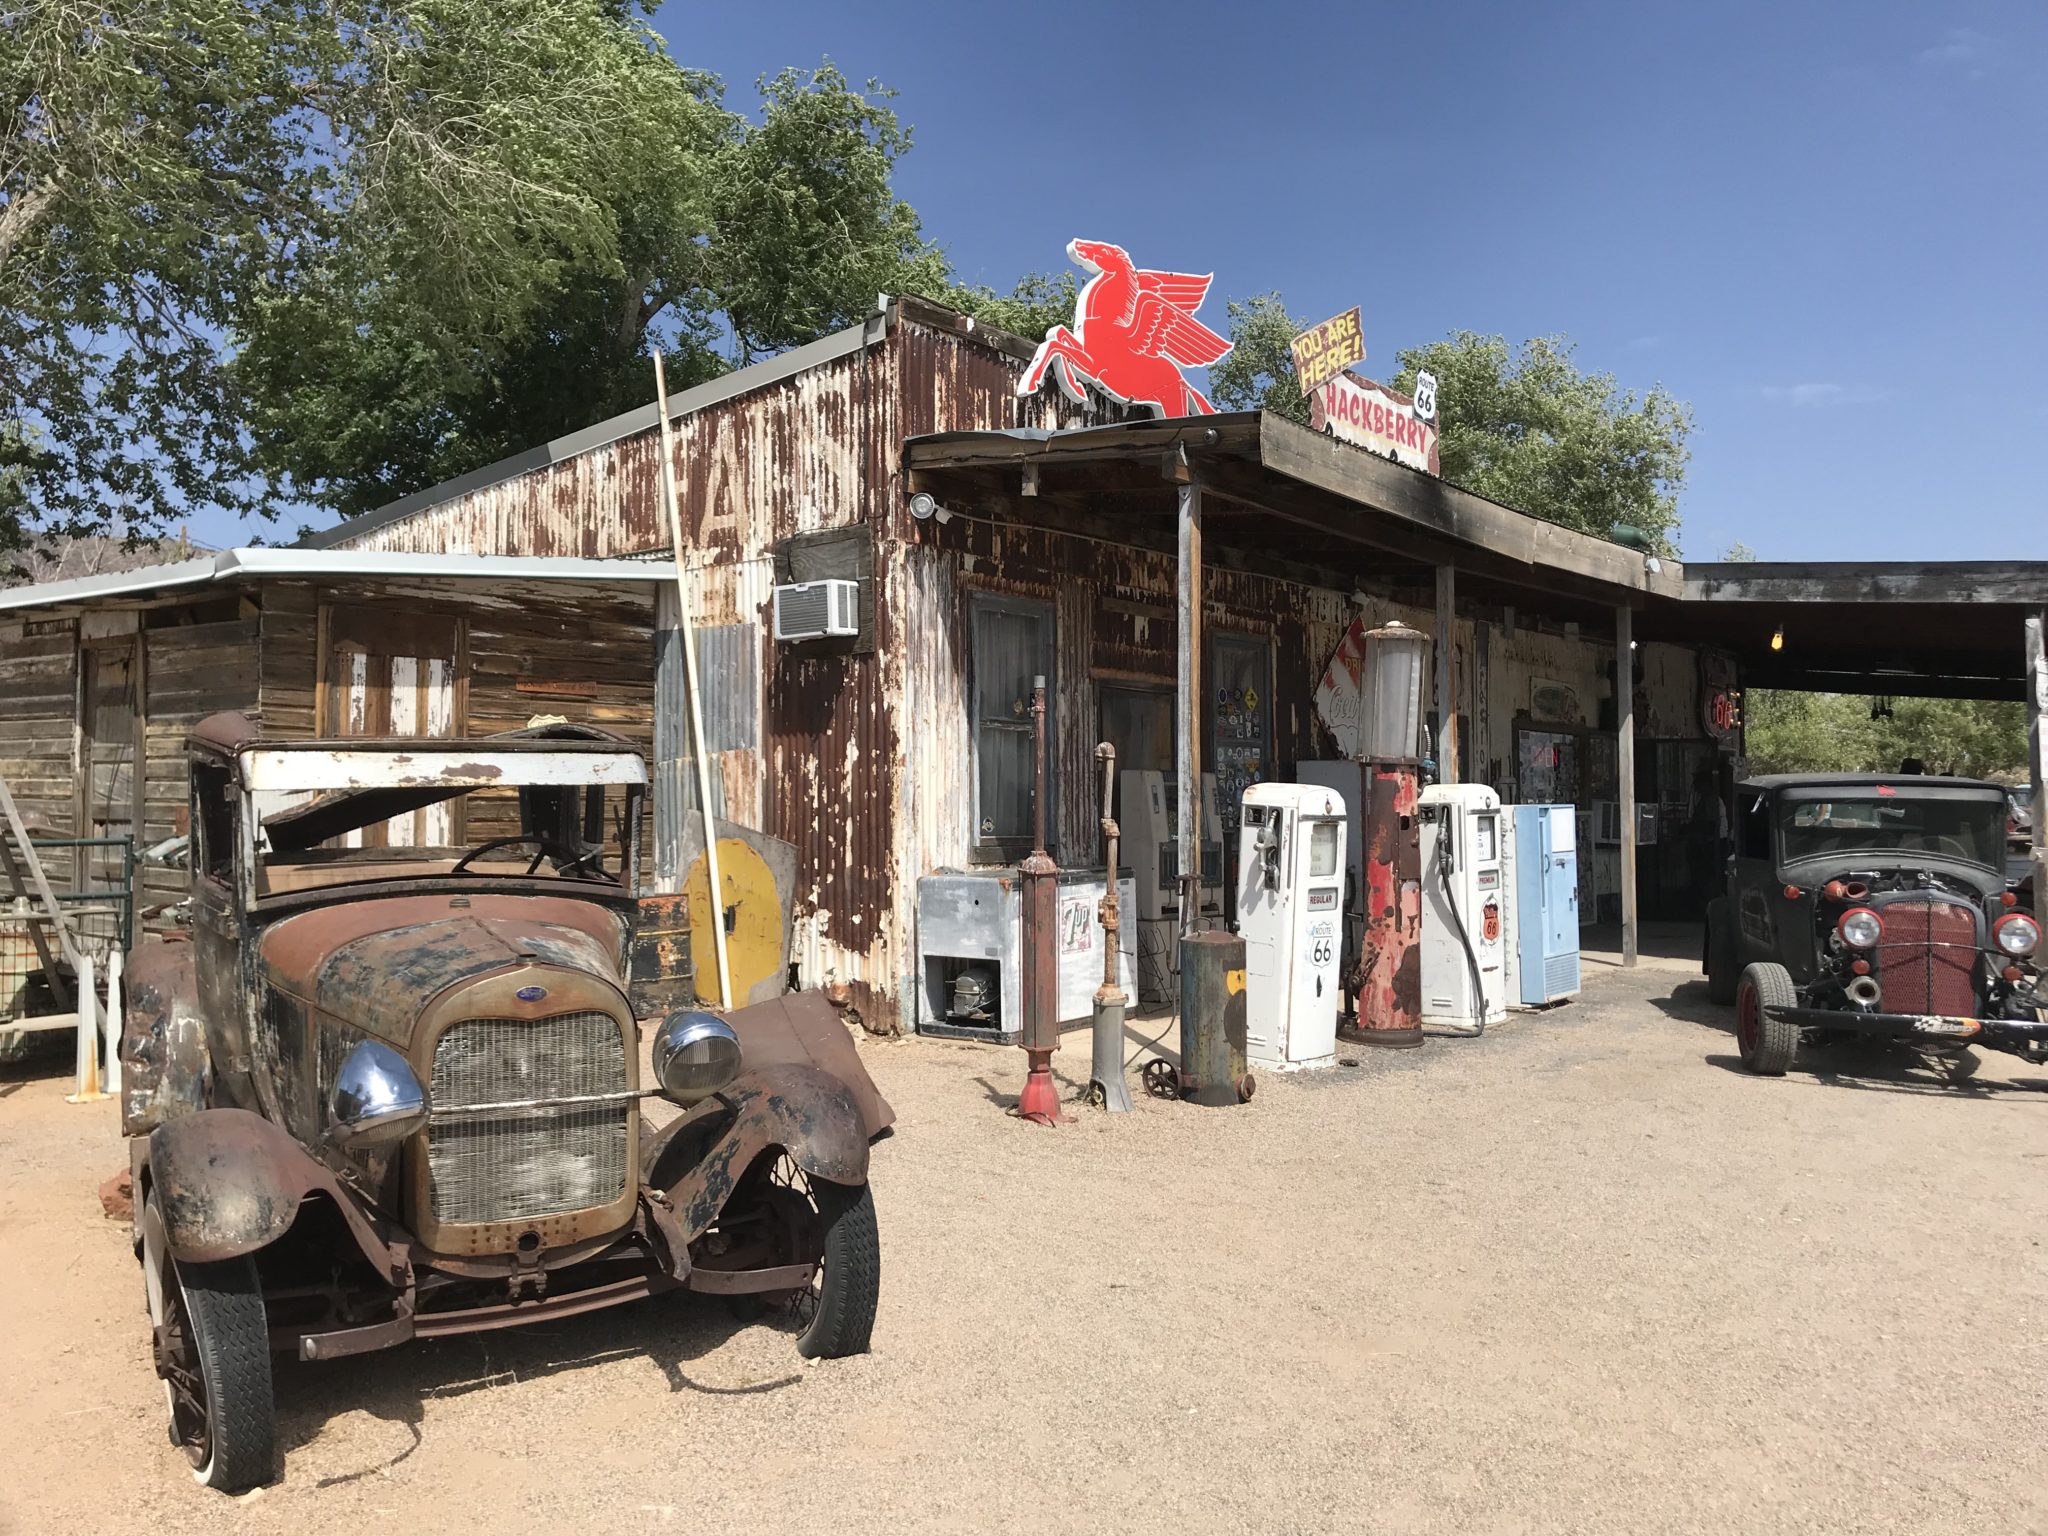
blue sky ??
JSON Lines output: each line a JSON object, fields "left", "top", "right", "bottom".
{"left": 660, "top": 0, "right": 2047, "bottom": 563}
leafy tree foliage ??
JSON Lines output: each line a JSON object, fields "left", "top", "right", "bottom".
{"left": 3, "top": 3, "right": 963, "bottom": 539}
{"left": 1744, "top": 690, "right": 2028, "bottom": 779}
{"left": 1207, "top": 292, "right": 1311, "bottom": 424}
{"left": 929, "top": 269, "right": 1077, "bottom": 350}
{"left": 1389, "top": 332, "right": 1691, "bottom": 553}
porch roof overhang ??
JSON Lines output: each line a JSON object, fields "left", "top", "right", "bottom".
{"left": 0, "top": 547, "right": 671, "bottom": 615}
{"left": 904, "top": 410, "right": 1680, "bottom": 626}
{"left": 1646, "top": 562, "right": 2048, "bottom": 702}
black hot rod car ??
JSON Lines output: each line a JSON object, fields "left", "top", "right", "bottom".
{"left": 1704, "top": 773, "right": 2046, "bottom": 1076}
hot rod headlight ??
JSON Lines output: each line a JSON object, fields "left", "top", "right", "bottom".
{"left": 651, "top": 1011, "right": 742, "bottom": 1104}
{"left": 1993, "top": 912, "right": 2041, "bottom": 958}
{"left": 1837, "top": 907, "right": 1883, "bottom": 950}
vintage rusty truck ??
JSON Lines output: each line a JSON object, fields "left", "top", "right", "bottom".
{"left": 1704, "top": 773, "right": 2047, "bottom": 1077}
{"left": 120, "top": 714, "right": 891, "bottom": 1492}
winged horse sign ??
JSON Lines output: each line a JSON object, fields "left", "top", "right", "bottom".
{"left": 1016, "top": 240, "right": 1233, "bottom": 416}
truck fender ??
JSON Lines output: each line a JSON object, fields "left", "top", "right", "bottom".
{"left": 145, "top": 1107, "right": 394, "bottom": 1273}
{"left": 120, "top": 934, "right": 210, "bottom": 1138}
{"left": 644, "top": 1064, "right": 869, "bottom": 1242}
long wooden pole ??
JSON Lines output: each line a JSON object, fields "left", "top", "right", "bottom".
{"left": 1176, "top": 477, "right": 1203, "bottom": 936}
{"left": 1435, "top": 564, "right": 1458, "bottom": 784}
{"left": 1617, "top": 602, "right": 1638, "bottom": 968}
{"left": 653, "top": 353, "right": 733, "bottom": 1012}
{"left": 2026, "top": 610, "right": 2046, "bottom": 936}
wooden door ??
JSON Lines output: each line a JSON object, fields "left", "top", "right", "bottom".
{"left": 78, "top": 638, "right": 141, "bottom": 890}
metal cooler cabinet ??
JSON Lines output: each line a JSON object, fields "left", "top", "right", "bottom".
{"left": 916, "top": 868, "right": 1135, "bottom": 1042}
{"left": 1505, "top": 804, "right": 1581, "bottom": 1005}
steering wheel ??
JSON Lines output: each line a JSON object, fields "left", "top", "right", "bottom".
{"left": 448, "top": 834, "right": 609, "bottom": 881}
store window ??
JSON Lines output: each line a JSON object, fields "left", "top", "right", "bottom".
{"left": 969, "top": 594, "right": 1055, "bottom": 862}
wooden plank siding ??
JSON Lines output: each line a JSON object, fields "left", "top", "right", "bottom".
{"left": 138, "top": 606, "right": 261, "bottom": 917}
{"left": 0, "top": 619, "right": 82, "bottom": 889}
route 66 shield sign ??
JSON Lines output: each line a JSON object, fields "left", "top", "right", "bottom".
{"left": 1412, "top": 370, "right": 1439, "bottom": 423}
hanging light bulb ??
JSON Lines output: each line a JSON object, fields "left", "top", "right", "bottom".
{"left": 1770, "top": 626, "right": 1784, "bottom": 652}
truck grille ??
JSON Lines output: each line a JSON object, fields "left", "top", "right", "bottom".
{"left": 1876, "top": 899, "right": 1976, "bottom": 1017}
{"left": 426, "top": 1011, "right": 628, "bottom": 1227}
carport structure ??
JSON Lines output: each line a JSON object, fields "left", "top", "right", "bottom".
{"left": 1658, "top": 561, "right": 2048, "bottom": 926}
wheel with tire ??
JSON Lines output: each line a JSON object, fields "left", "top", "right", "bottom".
{"left": 1704, "top": 899, "right": 1737, "bottom": 1005}
{"left": 795, "top": 1179, "right": 880, "bottom": 1359}
{"left": 1734, "top": 962, "right": 1799, "bottom": 1076}
{"left": 141, "top": 1189, "right": 276, "bottom": 1491}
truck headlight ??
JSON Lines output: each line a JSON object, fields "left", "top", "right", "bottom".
{"left": 651, "top": 1011, "right": 742, "bottom": 1104}
{"left": 1837, "top": 907, "right": 1883, "bottom": 950}
{"left": 1993, "top": 912, "right": 2041, "bottom": 958}
{"left": 329, "top": 1039, "right": 429, "bottom": 1150}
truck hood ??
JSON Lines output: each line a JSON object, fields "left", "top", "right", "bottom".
{"left": 260, "top": 894, "right": 630, "bottom": 1042}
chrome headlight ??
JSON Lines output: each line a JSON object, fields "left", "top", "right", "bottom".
{"left": 1993, "top": 912, "right": 2040, "bottom": 958}
{"left": 329, "top": 1039, "right": 429, "bottom": 1150}
{"left": 651, "top": 1011, "right": 742, "bottom": 1104}
{"left": 1837, "top": 907, "right": 1882, "bottom": 950}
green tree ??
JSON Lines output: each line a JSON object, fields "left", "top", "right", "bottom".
{"left": 1207, "top": 292, "right": 1312, "bottom": 424}
{"left": 4, "top": 5, "right": 959, "bottom": 540}
{"left": 1390, "top": 332, "right": 1692, "bottom": 553}
{"left": 928, "top": 269, "right": 1077, "bottom": 348}
{"left": 1744, "top": 691, "right": 2027, "bottom": 778}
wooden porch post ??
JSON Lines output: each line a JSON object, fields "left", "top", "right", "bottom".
{"left": 2027, "top": 610, "right": 2046, "bottom": 934}
{"left": 1617, "top": 602, "right": 1638, "bottom": 968}
{"left": 1435, "top": 565, "right": 1457, "bottom": 784}
{"left": 1176, "top": 474, "right": 1203, "bottom": 935}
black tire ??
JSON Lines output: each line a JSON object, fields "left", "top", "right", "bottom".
{"left": 141, "top": 1191, "right": 276, "bottom": 1492}
{"left": 795, "top": 1180, "right": 880, "bottom": 1360}
{"left": 1704, "top": 900, "right": 1737, "bottom": 1005}
{"left": 1735, "top": 962, "right": 1799, "bottom": 1077}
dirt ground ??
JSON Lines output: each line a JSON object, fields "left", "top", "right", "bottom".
{"left": 4, "top": 964, "right": 2046, "bottom": 1536}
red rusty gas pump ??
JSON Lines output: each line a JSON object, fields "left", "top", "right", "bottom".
{"left": 1349, "top": 622, "right": 1427, "bottom": 1048}
{"left": 1355, "top": 757, "right": 1423, "bottom": 1047}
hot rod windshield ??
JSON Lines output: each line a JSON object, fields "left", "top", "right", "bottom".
{"left": 1776, "top": 794, "right": 2005, "bottom": 870}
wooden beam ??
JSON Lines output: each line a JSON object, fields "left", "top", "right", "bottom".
{"left": 1617, "top": 603, "right": 1637, "bottom": 969}
{"left": 1177, "top": 476, "right": 1202, "bottom": 938}
{"left": 1687, "top": 562, "right": 2048, "bottom": 606}
{"left": 1737, "top": 666, "right": 2024, "bottom": 702}
{"left": 1435, "top": 566, "right": 1457, "bottom": 784}
{"left": 1258, "top": 413, "right": 1682, "bottom": 599}
{"left": 2026, "top": 610, "right": 2045, "bottom": 934}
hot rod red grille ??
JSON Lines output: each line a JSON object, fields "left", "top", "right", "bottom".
{"left": 1876, "top": 900, "right": 1976, "bottom": 1017}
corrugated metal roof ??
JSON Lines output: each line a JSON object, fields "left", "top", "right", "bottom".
{"left": 0, "top": 547, "right": 672, "bottom": 612}
{"left": 298, "top": 312, "right": 893, "bottom": 553}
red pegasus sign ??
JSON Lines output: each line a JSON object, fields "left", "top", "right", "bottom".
{"left": 1017, "top": 240, "right": 1233, "bottom": 416}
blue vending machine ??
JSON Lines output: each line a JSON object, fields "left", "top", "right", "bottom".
{"left": 1509, "top": 803, "right": 1581, "bottom": 1005}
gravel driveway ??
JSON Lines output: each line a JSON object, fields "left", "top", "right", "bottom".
{"left": 4, "top": 965, "right": 2045, "bottom": 1536}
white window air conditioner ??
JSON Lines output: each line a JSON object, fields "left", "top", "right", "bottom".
{"left": 772, "top": 579, "right": 859, "bottom": 643}
{"left": 1594, "top": 800, "right": 1622, "bottom": 845}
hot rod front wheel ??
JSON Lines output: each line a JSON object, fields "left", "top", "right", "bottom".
{"left": 140, "top": 1190, "right": 276, "bottom": 1492}
{"left": 1735, "top": 962, "right": 1800, "bottom": 1077}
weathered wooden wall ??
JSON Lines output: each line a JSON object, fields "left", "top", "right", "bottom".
{"left": 0, "top": 616, "right": 81, "bottom": 887}
{"left": 139, "top": 601, "right": 261, "bottom": 914}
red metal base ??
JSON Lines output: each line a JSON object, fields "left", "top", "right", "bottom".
{"left": 1014, "top": 1049, "right": 1064, "bottom": 1125}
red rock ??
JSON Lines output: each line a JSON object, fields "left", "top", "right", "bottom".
{"left": 98, "top": 1169, "right": 133, "bottom": 1223}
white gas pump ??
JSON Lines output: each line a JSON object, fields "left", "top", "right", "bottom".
{"left": 1235, "top": 783, "right": 1346, "bottom": 1071}
{"left": 1418, "top": 783, "right": 1507, "bottom": 1034}
{"left": 1120, "top": 768, "right": 1224, "bottom": 1004}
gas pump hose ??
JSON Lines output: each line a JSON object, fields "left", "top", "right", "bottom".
{"left": 1437, "top": 816, "right": 1489, "bottom": 1037}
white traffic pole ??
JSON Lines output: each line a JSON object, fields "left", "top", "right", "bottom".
{"left": 102, "top": 945, "right": 123, "bottom": 1096}
{"left": 67, "top": 953, "right": 106, "bottom": 1103}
